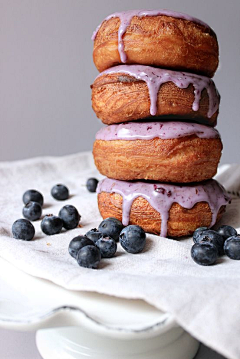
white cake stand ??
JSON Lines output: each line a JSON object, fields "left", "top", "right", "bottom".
{"left": 0, "top": 258, "right": 199, "bottom": 359}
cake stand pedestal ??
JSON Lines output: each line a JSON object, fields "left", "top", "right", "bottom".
{"left": 36, "top": 326, "right": 199, "bottom": 359}
{"left": 0, "top": 258, "right": 199, "bottom": 359}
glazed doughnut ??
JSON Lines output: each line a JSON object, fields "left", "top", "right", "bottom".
{"left": 93, "top": 121, "right": 222, "bottom": 183}
{"left": 92, "top": 10, "right": 219, "bottom": 77}
{"left": 97, "top": 178, "right": 230, "bottom": 237}
{"left": 91, "top": 65, "right": 220, "bottom": 126}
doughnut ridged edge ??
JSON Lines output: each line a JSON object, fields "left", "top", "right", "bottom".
{"left": 93, "top": 136, "right": 223, "bottom": 183}
{"left": 91, "top": 74, "right": 218, "bottom": 125}
{"left": 93, "top": 15, "right": 218, "bottom": 76}
{"left": 98, "top": 192, "right": 225, "bottom": 237}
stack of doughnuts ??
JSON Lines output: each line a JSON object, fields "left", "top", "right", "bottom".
{"left": 91, "top": 9, "right": 231, "bottom": 238}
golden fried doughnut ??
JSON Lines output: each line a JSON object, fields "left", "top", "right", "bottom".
{"left": 92, "top": 10, "right": 219, "bottom": 77}
{"left": 97, "top": 178, "right": 230, "bottom": 237}
{"left": 91, "top": 66, "right": 220, "bottom": 126}
{"left": 93, "top": 122, "right": 222, "bottom": 183}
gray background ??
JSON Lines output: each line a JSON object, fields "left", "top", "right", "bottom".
{"left": 1, "top": 0, "right": 240, "bottom": 164}
{"left": 0, "top": 1, "right": 238, "bottom": 357}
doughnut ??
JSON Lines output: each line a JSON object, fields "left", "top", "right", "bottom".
{"left": 92, "top": 9, "right": 219, "bottom": 77}
{"left": 93, "top": 121, "right": 222, "bottom": 183}
{"left": 91, "top": 65, "right": 220, "bottom": 126}
{"left": 97, "top": 178, "right": 231, "bottom": 238}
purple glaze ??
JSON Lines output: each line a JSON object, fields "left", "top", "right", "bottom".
{"left": 92, "top": 9, "right": 212, "bottom": 63}
{"left": 95, "top": 121, "right": 220, "bottom": 141}
{"left": 96, "top": 65, "right": 220, "bottom": 118}
{"left": 97, "top": 178, "right": 231, "bottom": 238}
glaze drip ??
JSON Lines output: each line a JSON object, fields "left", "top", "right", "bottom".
{"left": 92, "top": 9, "right": 212, "bottom": 63}
{"left": 97, "top": 65, "right": 220, "bottom": 118}
{"left": 97, "top": 178, "right": 231, "bottom": 238}
{"left": 95, "top": 121, "right": 220, "bottom": 141}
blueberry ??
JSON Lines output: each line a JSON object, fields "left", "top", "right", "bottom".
{"left": 193, "top": 227, "right": 208, "bottom": 243}
{"left": 41, "top": 215, "right": 63, "bottom": 235}
{"left": 77, "top": 245, "right": 101, "bottom": 269}
{"left": 217, "top": 225, "right": 237, "bottom": 241}
{"left": 51, "top": 184, "right": 69, "bottom": 200}
{"left": 98, "top": 217, "right": 124, "bottom": 242}
{"left": 23, "top": 189, "right": 44, "bottom": 206}
{"left": 119, "top": 225, "right": 146, "bottom": 254}
{"left": 224, "top": 236, "right": 240, "bottom": 260}
{"left": 96, "top": 236, "right": 117, "bottom": 258}
{"left": 68, "top": 235, "right": 94, "bottom": 259}
{"left": 12, "top": 219, "right": 35, "bottom": 241}
{"left": 22, "top": 201, "right": 42, "bottom": 221}
{"left": 58, "top": 205, "right": 80, "bottom": 230}
{"left": 193, "top": 230, "right": 224, "bottom": 255}
{"left": 191, "top": 242, "right": 218, "bottom": 266}
{"left": 85, "top": 228, "right": 102, "bottom": 243}
{"left": 86, "top": 178, "right": 99, "bottom": 193}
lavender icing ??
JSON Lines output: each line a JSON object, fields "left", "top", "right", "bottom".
{"left": 97, "top": 178, "right": 231, "bottom": 238}
{"left": 92, "top": 9, "right": 212, "bottom": 63}
{"left": 96, "top": 65, "right": 220, "bottom": 118}
{"left": 95, "top": 121, "right": 220, "bottom": 141}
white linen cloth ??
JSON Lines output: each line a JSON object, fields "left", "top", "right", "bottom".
{"left": 0, "top": 152, "right": 240, "bottom": 359}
